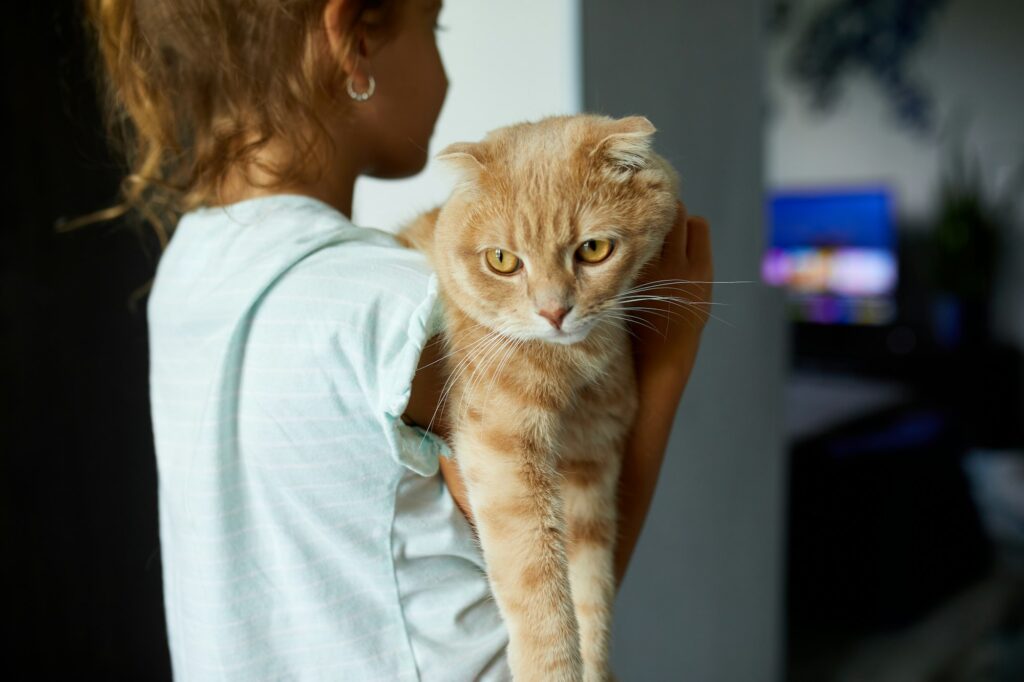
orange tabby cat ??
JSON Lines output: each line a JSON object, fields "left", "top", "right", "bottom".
{"left": 399, "top": 114, "right": 680, "bottom": 682}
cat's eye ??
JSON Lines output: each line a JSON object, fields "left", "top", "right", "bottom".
{"left": 575, "top": 239, "right": 614, "bottom": 264}
{"left": 484, "top": 248, "right": 521, "bottom": 275}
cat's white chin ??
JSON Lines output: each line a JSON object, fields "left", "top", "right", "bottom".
{"left": 542, "top": 328, "right": 590, "bottom": 345}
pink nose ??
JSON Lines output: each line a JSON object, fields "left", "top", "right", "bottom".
{"left": 538, "top": 307, "right": 570, "bottom": 330}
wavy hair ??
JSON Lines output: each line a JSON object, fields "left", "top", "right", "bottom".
{"left": 72, "top": 0, "right": 401, "bottom": 246}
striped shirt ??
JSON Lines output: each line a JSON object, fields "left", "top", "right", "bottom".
{"left": 148, "top": 194, "right": 509, "bottom": 680}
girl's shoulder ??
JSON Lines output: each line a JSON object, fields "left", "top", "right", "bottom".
{"left": 151, "top": 193, "right": 439, "bottom": 325}
{"left": 148, "top": 193, "right": 446, "bottom": 476}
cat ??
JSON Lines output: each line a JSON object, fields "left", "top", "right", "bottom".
{"left": 398, "top": 114, "right": 680, "bottom": 682}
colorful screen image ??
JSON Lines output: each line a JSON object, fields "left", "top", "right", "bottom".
{"left": 763, "top": 188, "right": 898, "bottom": 325}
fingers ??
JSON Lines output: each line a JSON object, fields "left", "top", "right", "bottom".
{"left": 660, "top": 201, "right": 688, "bottom": 260}
{"left": 674, "top": 200, "right": 689, "bottom": 255}
{"left": 685, "top": 215, "right": 712, "bottom": 279}
{"left": 675, "top": 199, "right": 688, "bottom": 227}
{"left": 675, "top": 201, "right": 692, "bottom": 258}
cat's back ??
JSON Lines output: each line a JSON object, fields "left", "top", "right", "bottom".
{"left": 396, "top": 205, "right": 441, "bottom": 259}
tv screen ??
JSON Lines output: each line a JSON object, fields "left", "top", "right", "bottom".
{"left": 762, "top": 188, "right": 898, "bottom": 325}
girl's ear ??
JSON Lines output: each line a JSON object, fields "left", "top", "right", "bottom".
{"left": 436, "top": 142, "right": 488, "bottom": 184}
{"left": 322, "top": 0, "right": 388, "bottom": 74}
{"left": 590, "top": 116, "right": 657, "bottom": 180}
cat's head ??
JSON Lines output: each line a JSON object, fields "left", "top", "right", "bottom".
{"left": 433, "top": 114, "right": 679, "bottom": 345}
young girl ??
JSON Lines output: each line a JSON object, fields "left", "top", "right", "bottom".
{"left": 85, "top": 0, "right": 712, "bottom": 679}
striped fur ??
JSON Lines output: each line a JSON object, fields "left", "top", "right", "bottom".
{"left": 399, "top": 114, "right": 679, "bottom": 681}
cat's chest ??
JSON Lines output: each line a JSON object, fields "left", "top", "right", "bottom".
{"left": 442, "top": 306, "right": 633, "bottom": 421}
{"left": 556, "top": 353, "right": 638, "bottom": 457}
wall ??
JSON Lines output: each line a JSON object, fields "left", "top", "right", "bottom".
{"left": 586, "top": 2, "right": 787, "bottom": 680}
{"left": 353, "top": 0, "right": 583, "bottom": 230}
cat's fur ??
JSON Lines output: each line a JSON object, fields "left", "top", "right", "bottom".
{"left": 398, "top": 114, "right": 679, "bottom": 682}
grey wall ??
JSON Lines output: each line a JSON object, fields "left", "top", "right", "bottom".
{"left": 583, "top": 2, "right": 788, "bottom": 680}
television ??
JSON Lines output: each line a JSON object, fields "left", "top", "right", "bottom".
{"left": 762, "top": 188, "right": 898, "bottom": 325}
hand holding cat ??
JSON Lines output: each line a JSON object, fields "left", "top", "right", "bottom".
{"left": 613, "top": 200, "right": 713, "bottom": 587}
{"left": 628, "top": 200, "right": 713, "bottom": 381}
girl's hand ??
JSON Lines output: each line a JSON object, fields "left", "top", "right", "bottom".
{"left": 628, "top": 201, "right": 713, "bottom": 383}
{"left": 614, "top": 201, "right": 713, "bottom": 586}
{"left": 405, "top": 337, "right": 475, "bottom": 526}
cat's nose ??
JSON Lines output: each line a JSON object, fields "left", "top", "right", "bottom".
{"left": 538, "top": 306, "right": 571, "bottom": 330}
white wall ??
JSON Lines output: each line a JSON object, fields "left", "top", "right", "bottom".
{"left": 353, "top": 0, "right": 583, "bottom": 231}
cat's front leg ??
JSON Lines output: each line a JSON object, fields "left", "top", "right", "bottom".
{"left": 454, "top": 412, "right": 583, "bottom": 682}
{"left": 560, "top": 449, "right": 621, "bottom": 682}
{"left": 560, "top": 368, "right": 637, "bottom": 682}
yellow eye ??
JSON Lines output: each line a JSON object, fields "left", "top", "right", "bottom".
{"left": 576, "top": 238, "right": 614, "bottom": 264}
{"left": 484, "top": 248, "right": 521, "bottom": 274}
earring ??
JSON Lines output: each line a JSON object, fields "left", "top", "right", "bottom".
{"left": 346, "top": 74, "right": 376, "bottom": 102}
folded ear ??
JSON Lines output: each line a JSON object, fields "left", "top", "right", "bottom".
{"left": 590, "top": 116, "right": 657, "bottom": 180}
{"left": 436, "top": 141, "right": 488, "bottom": 185}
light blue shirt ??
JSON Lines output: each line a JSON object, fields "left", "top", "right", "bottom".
{"left": 148, "top": 194, "right": 509, "bottom": 680}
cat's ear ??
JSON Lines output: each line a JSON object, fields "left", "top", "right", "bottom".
{"left": 436, "top": 142, "right": 488, "bottom": 185}
{"left": 590, "top": 116, "right": 656, "bottom": 181}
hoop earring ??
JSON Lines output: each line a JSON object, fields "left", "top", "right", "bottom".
{"left": 346, "top": 74, "right": 376, "bottom": 102}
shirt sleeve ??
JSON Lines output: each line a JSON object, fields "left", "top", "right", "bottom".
{"left": 360, "top": 243, "right": 452, "bottom": 477}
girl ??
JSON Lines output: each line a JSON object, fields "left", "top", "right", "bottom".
{"left": 85, "top": 0, "right": 712, "bottom": 679}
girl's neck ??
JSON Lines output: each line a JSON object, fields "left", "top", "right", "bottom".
{"left": 217, "top": 175, "right": 356, "bottom": 219}
{"left": 214, "top": 137, "right": 360, "bottom": 219}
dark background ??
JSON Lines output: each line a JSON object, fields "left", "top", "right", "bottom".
{"left": 2, "top": 3, "right": 171, "bottom": 678}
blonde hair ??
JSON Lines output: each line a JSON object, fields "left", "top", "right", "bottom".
{"left": 73, "top": 0, "right": 402, "bottom": 246}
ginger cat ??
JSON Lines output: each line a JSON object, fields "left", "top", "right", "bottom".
{"left": 399, "top": 114, "right": 680, "bottom": 682}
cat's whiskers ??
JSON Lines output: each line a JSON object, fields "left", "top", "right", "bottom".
{"left": 616, "top": 293, "right": 735, "bottom": 328}
{"left": 433, "top": 332, "right": 498, "bottom": 416}
{"left": 601, "top": 308, "right": 663, "bottom": 336}
{"left": 611, "top": 301, "right": 709, "bottom": 332}
{"left": 618, "top": 297, "right": 708, "bottom": 321}
{"left": 462, "top": 337, "right": 509, "bottom": 417}
{"left": 449, "top": 323, "right": 514, "bottom": 396}
{"left": 418, "top": 320, "right": 492, "bottom": 370}
{"left": 420, "top": 323, "right": 516, "bottom": 446}
{"left": 616, "top": 295, "right": 724, "bottom": 306}
{"left": 615, "top": 278, "right": 745, "bottom": 319}
{"left": 480, "top": 336, "right": 518, "bottom": 405}
{"left": 595, "top": 314, "right": 642, "bottom": 342}
{"left": 485, "top": 333, "right": 529, "bottom": 409}
{"left": 472, "top": 338, "right": 519, "bottom": 421}
{"left": 618, "top": 298, "right": 722, "bottom": 329}
{"left": 457, "top": 325, "right": 521, "bottom": 424}
{"left": 619, "top": 278, "right": 752, "bottom": 297}
{"left": 612, "top": 304, "right": 676, "bottom": 328}
{"left": 418, "top": 335, "right": 493, "bottom": 450}
{"left": 421, "top": 336, "right": 502, "bottom": 451}
{"left": 441, "top": 325, "right": 514, "bottom": 410}
{"left": 617, "top": 304, "right": 708, "bottom": 327}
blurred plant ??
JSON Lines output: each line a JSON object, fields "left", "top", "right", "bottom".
{"left": 932, "top": 132, "right": 1023, "bottom": 300}
{"left": 766, "top": 0, "right": 794, "bottom": 33}
{"left": 777, "top": 0, "right": 949, "bottom": 132}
